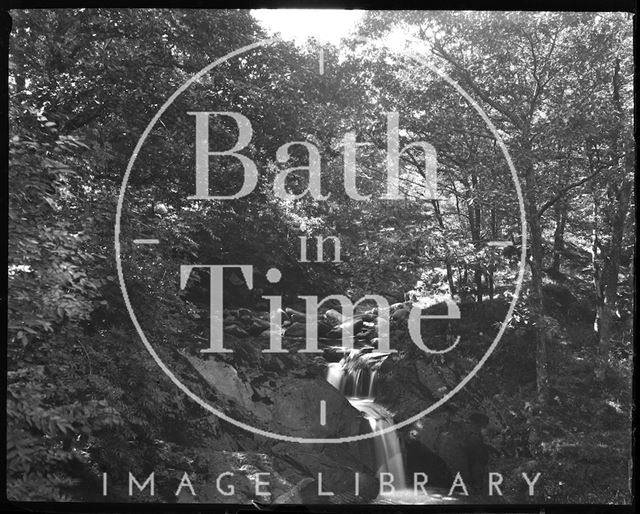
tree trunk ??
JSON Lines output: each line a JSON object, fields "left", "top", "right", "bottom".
{"left": 530, "top": 209, "right": 548, "bottom": 404}
{"left": 592, "top": 57, "right": 634, "bottom": 379}
{"left": 593, "top": 177, "right": 632, "bottom": 379}
{"left": 473, "top": 268, "right": 482, "bottom": 302}
{"left": 592, "top": 206, "right": 610, "bottom": 381}
{"left": 446, "top": 263, "right": 457, "bottom": 297}
{"left": 521, "top": 135, "right": 548, "bottom": 404}
{"left": 433, "top": 200, "right": 457, "bottom": 296}
{"left": 551, "top": 198, "right": 568, "bottom": 274}
{"left": 487, "top": 270, "right": 494, "bottom": 300}
{"left": 468, "top": 172, "right": 483, "bottom": 302}
{"left": 488, "top": 208, "right": 497, "bottom": 300}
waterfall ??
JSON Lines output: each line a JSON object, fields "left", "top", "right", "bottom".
{"left": 326, "top": 348, "right": 406, "bottom": 489}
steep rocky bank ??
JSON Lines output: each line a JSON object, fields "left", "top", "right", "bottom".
{"left": 177, "top": 299, "right": 505, "bottom": 503}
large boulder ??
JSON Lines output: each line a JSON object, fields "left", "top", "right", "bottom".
{"left": 178, "top": 339, "right": 379, "bottom": 504}
{"left": 405, "top": 412, "right": 493, "bottom": 495}
{"left": 270, "top": 378, "right": 362, "bottom": 438}
{"left": 327, "top": 317, "right": 364, "bottom": 339}
{"left": 270, "top": 441, "right": 378, "bottom": 502}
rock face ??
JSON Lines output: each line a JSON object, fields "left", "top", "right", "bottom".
{"left": 271, "top": 379, "right": 362, "bottom": 438}
{"left": 178, "top": 299, "right": 506, "bottom": 504}
{"left": 178, "top": 336, "right": 379, "bottom": 504}
{"left": 402, "top": 412, "right": 493, "bottom": 495}
{"left": 180, "top": 354, "right": 271, "bottom": 422}
{"left": 404, "top": 439, "right": 453, "bottom": 488}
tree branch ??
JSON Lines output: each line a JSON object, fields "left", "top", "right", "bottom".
{"left": 536, "top": 162, "right": 612, "bottom": 218}
{"left": 432, "top": 42, "right": 525, "bottom": 130}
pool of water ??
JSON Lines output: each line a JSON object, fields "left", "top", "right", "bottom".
{"left": 375, "top": 487, "right": 470, "bottom": 504}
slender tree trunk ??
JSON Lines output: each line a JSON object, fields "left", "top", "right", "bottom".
{"left": 446, "top": 263, "right": 456, "bottom": 297}
{"left": 593, "top": 178, "right": 632, "bottom": 379}
{"left": 629, "top": 246, "right": 635, "bottom": 314}
{"left": 591, "top": 192, "right": 607, "bottom": 370}
{"left": 473, "top": 268, "right": 482, "bottom": 302}
{"left": 521, "top": 134, "right": 548, "bottom": 403}
{"left": 551, "top": 198, "right": 568, "bottom": 274}
{"left": 486, "top": 269, "right": 495, "bottom": 300}
{"left": 468, "top": 172, "right": 483, "bottom": 302}
{"left": 592, "top": 57, "right": 634, "bottom": 379}
{"left": 432, "top": 200, "right": 457, "bottom": 296}
{"left": 488, "top": 208, "right": 497, "bottom": 301}
{"left": 551, "top": 146, "right": 573, "bottom": 275}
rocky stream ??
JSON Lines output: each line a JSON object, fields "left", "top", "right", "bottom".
{"left": 177, "top": 299, "right": 507, "bottom": 504}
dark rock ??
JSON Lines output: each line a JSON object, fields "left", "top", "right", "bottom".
{"left": 270, "top": 441, "right": 378, "bottom": 502}
{"left": 254, "top": 301, "right": 269, "bottom": 311}
{"left": 285, "top": 307, "right": 306, "bottom": 318}
{"left": 284, "top": 322, "right": 306, "bottom": 337}
{"left": 247, "top": 321, "right": 271, "bottom": 336}
{"left": 271, "top": 378, "right": 362, "bottom": 438}
{"left": 391, "top": 308, "right": 411, "bottom": 322}
{"left": 405, "top": 439, "right": 453, "bottom": 488}
{"left": 224, "top": 324, "right": 250, "bottom": 338}
{"left": 251, "top": 318, "right": 272, "bottom": 329}
{"left": 290, "top": 313, "right": 307, "bottom": 324}
{"left": 324, "top": 309, "right": 344, "bottom": 325}
{"left": 407, "top": 411, "right": 494, "bottom": 495}
{"left": 412, "top": 413, "right": 451, "bottom": 452}
{"left": 318, "top": 320, "right": 333, "bottom": 337}
{"left": 238, "top": 308, "right": 253, "bottom": 321}
{"left": 435, "top": 429, "right": 470, "bottom": 481}
{"left": 327, "top": 318, "right": 364, "bottom": 339}
{"left": 179, "top": 352, "right": 271, "bottom": 424}
{"left": 390, "top": 302, "right": 411, "bottom": 313}
{"left": 415, "top": 360, "right": 454, "bottom": 398}
{"left": 223, "top": 337, "right": 262, "bottom": 365}
{"left": 323, "top": 346, "right": 351, "bottom": 362}
{"left": 288, "top": 301, "right": 307, "bottom": 313}
{"left": 375, "top": 352, "right": 441, "bottom": 419}
{"left": 357, "top": 328, "right": 375, "bottom": 341}
{"left": 272, "top": 477, "right": 315, "bottom": 504}
{"left": 276, "top": 309, "right": 291, "bottom": 321}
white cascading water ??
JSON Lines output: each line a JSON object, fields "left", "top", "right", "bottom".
{"left": 326, "top": 349, "right": 407, "bottom": 489}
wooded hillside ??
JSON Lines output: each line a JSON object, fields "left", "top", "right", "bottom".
{"left": 7, "top": 9, "right": 634, "bottom": 504}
